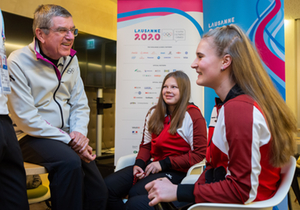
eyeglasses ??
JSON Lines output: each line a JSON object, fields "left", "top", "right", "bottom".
{"left": 40, "top": 27, "right": 78, "bottom": 37}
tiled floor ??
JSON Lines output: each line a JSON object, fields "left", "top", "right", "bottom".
{"left": 290, "top": 185, "right": 300, "bottom": 210}
{"left": 29, "top": 202, "right": 49, "bottom": 210}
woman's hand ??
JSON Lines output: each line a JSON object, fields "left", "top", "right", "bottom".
{"left": 145, "top": 178, "right": 178, "bottom": 206}
{"left": 133, "top": 165, "right": 145, "bottom": 179}
{"left": 145, "top": 161, "right": 162, "bottom": 177}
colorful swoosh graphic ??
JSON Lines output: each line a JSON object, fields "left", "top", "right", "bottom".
{"left": 118, "top": 7, "right": 203, "bottom": 37}
{"left": 253, "top": 0, "right": 285, "bottom": 82}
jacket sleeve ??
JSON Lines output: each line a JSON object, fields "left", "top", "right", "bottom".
{"left": 167, "top": 107, "right": 207, "bottom": 171}
{"left": 176, "top": 162, "right": 211, "bottom": 202}
{"left": 135, "top": 108, "right": 154, "bottom": 169}
{"left": 193, "top": 100, "right": 271, "bottom": 204}
{"left": 7, "top": 52, "right": 72, "bottom": 144}
{"left": 68, "top": 56, "right": 90, "bottom": 136}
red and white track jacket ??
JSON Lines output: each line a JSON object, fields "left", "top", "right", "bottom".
{"left": 135, "top": 104, "right": 207, "bottom": 173}
{"left": 178, "top": 85, "right": 280, "bottom": 204}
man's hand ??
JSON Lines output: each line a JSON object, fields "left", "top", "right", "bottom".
{"left": 77, "top": 145, "right": 96, "bottom": 163}
{"left": 145, "top": 161, "right": 162, "bottom": 177}
{"left": 145, "top": 178, "right": 178, "bottom": 206}
{"left": 69, "top": 131, "right": 89, "bottom": 153}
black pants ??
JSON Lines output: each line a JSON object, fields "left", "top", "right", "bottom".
{"left": 19, "top": 135, "right": 108, "bottom": 210}
{"left": 104, "top": 165, "right": 186, "bottom": 210}
{"left": 0, "top": 115, "right": 28, "bottom": 210}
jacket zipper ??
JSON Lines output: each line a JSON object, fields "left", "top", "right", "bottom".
{"left": 52, "top": 57, "right": 74, "bottom": 129}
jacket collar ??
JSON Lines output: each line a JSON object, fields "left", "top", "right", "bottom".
{"left": 32, "top": 38, "right": 76, "bottom": 61}
{"left": 215, "top": 84, "right": 244, "bottom": 106}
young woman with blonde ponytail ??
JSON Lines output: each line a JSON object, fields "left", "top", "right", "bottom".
{"left": 146, "top": 24, "right": 297, "bottom": 206}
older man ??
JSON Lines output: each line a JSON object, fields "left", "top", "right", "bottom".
{"left": 7, "top": 4, "right": 107, "bottom": 210}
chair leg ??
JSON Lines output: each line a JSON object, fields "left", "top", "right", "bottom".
{"left": 288, "top": 191, "right": 292, "bottom": 210}
{"left": 45, "top": 199, "right": 51, "bottom": 209}
{"left": 291, "top": 171, "right": 300, "bottom": 205}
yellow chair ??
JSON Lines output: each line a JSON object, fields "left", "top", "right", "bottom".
{"left": 24, "top": 162, "right": 51, "bottom": 206}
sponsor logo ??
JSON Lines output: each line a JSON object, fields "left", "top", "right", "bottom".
{"left": 134, "top": 91, "right": 142, "bottom": 95}
{"left": 132, "top": 126, "right": 140, "bottom": 129}
{"left": 144, "top": 87, "right": 152, "bottom": 89}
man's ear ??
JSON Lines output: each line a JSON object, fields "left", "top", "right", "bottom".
{"left": 222, "top": 54, "right": 232, "bottom": 70}
{"left": 35, "top": 28, "right": 45, "bottom": 43}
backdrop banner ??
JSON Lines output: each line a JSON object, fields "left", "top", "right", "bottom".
{"left": 203, "top": 0, "right": 286, "bottom": 208}
{"left": 203, "top": 0, "right": 286, "bottom": 121}
{"left": 115, "top": 0, "right": 204, "bottom": 163}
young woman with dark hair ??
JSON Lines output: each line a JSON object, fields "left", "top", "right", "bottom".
{"left": 105, "top": 71, "right": 207, "bottom": 210}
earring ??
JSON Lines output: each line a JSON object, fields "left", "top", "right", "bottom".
{"left": 221, "top": 67, "right": 225, "bottom": 71}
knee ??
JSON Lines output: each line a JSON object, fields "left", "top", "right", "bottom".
{"left": 57, "top": 153, "right": 81, "bottom": 172}
{"left": 128, "top": 184, "right": 143, "bottom": 198}
{"left": 104, "top": 166, "right": 133, "bottom": 193}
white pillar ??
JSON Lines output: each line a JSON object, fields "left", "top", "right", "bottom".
{"left": 96, "top": 88, "right": 103, "bottom": 156}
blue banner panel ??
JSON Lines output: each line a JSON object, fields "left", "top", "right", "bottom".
{"left": 203, "top": 0, "right": 285, "bottom": 122}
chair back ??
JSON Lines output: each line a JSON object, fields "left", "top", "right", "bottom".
{"left": 115, "top": 154, "right": 137, "bottom": 172}
{"left": 188, "top": 156, "right": 296, "bottom": 210}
